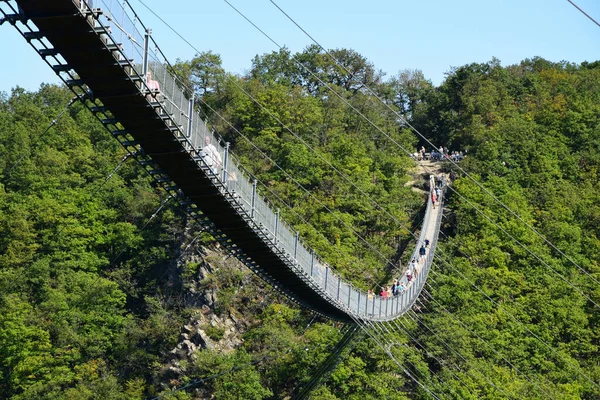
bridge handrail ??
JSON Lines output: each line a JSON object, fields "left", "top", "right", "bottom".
{"left": 74, "top": 0, "right": 444, "bottom": 320}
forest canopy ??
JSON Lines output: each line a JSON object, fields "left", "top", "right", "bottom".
{"left": 0, "top": 47, "right": 599, "bottom": 399}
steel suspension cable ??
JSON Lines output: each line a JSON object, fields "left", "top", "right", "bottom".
{"left": 404, "top": 307, "right": 514, "bottom": 399}
{"left": 372, "top": 311, "right": 506, "bottom": 399}
{"left": 426, "top": 252, "right": 600, "bottom": 391}
{"left": 5, "top": 95, "right": 77, "bottom": 176}
{"left": 567, "top": 0, "right": 600, "bottom": 28}
{"left": 224, "top": 0, "right": 600, "bottom": 313}
{"left": 442, "top": 184, "right": 599, "bottom": 309}
{"left": 350, "top": 316, "right": 444, "bottom": 400}
{"left": 370, "top": 318, "right": 477, "bottom": 398}
{"left": 268, "top": 0, "right": 600, "bottom": 290}
{"left": 390, "top": 316, "right": 483, "bottom": 398}
{"left": 420, "top": 278, "right": 556, "bottom": 399}
{"left": 109, "top": 1, "right": 596, "bottom": 394}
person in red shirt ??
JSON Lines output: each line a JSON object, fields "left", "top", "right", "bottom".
{"left": 380, "top": 287, "right": 388, "bottom": 299}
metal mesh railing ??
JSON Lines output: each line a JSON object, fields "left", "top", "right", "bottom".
{"left": 73, "top": 0, "right": 445, "bottom": 321}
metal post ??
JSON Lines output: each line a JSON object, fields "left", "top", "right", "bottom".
{"left": 357, "top": 292, "right": 361, "bottom": 315}
{"left": 222, "top": 142, "right": 230, "bottom": 182}
{"left": 337, "top": 278, "right": 341, "bottom": 301}
{"left": 251, "top": 180, "right": 257, "bottom": 218}
{"left": 372, "top": 296, "right": 376, "bottom": 317}
{"left": 348, "top": 284, "right": 351, "bottom": 307}
{"left": 187, "top": 97, "right": 194, "bottom": 138}
{"left": 325, "top": 267, "right": 329, "bottom": 292}
{"left": 385, "top": 296, "right": 389, "bottom": 317}
{"left": 310, "top": 252, "right": 314, "bottom": 276}
{"left": 274, "top": 209, "right": 280, "bottom": 244}
{"left": 142, "top": 29, "right": 151, "bottom": 77}
{"left": 294, "top": 231, "right": 299, "bottom": 261}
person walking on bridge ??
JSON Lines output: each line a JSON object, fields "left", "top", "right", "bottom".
{"left": 419, "top": 244, "right": 427, "bottom": 262}
{"left": 202, "top": 136, "right": 222, "bottom": 175}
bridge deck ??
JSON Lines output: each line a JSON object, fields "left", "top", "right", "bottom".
{"left": 7, "top": 0, "right": 444, "bottom": 322}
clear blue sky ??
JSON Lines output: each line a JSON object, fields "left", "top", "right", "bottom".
{"left": 1, "top": 0, "right": 598, "bottom": 94}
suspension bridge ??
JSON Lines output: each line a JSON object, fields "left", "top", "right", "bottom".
{"left": 0, "top": 0, "right": 444, "bottom": 323}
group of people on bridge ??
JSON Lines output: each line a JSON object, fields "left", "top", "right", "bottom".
{"left": 367, "top": 239, "right": 432, "bottom": 301}
{"left": 366, "top": 170, "right": 446, "bottom": 303}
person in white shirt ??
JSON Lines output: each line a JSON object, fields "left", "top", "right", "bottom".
{"left": 202, "top": 136, "right": 222, "bottom": 175}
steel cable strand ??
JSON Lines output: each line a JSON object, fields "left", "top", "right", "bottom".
{"left": 442, "top": 183, "right": 599, "bottom": 309}
{"left": 366, "top": 318, "right": 461, "bottom": 399}
{"left": 197, "top": 96, "right": 438, "bottom": 311}
{"left": 127, "top": 0, "right": 450, "bottom": 322}
{"left": 390, "top": 315, "right": 481, "bottom": 399}
{"left": 109, "top": 194, "right": 174, "bottom": 273}
{"left": 96, "top": 3, "right": 144, "bottom": 49}
{"left": 567, "top": 0, "right": 600, "bottom": 28}
{"left": 80, "top": 192, "right": 175, "bottom": 297}
{"left": 293, "top": 325, "right": 361, "bottom": 400}
{"left": 268, "top": 0, "right": 600, "bottom": 290}
{"left": 352, "top": 317, "right": 432, "bottom": 395}
{"left": 372, "top": 317, "right": 476, "bottom": 399}
{"left": 4, "top": 95, "right": 77, "bottom": 177}
{"left": 358, "top": 305, "right": 462, "bottom": 400}
{"left": 350, "top": 315, "right": 444, "bottom": 400}
{"left": 292, "top": 313, "right": 419, "bottom": 398}
{"left": 375, "top": 307, "right": 503, "bottom": 398}
{"left": 404, "top": 306, "right": 514, "bottom": 399}
{"left": 219, "top": 1, "right": 600, "bottom": 319}
{"left": 430, "top": 211, "right": 599, "bottom": 393}
{"left": 420, "top": 282, "right": 557, "bottom": 399}
{"left": 426, "top": 251, "right": 600, "bottom": 392}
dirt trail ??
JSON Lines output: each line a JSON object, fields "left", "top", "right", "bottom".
{"left": 405, "top": 160, "right": 445, "bottom": 193}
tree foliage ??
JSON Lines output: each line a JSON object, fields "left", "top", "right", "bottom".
{"left": 1, "top": 46, "right": 599, "bottom": 399}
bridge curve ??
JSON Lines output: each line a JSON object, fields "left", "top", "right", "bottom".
{"left": 1, "top": 0, "right": 444, "bottom": 322}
